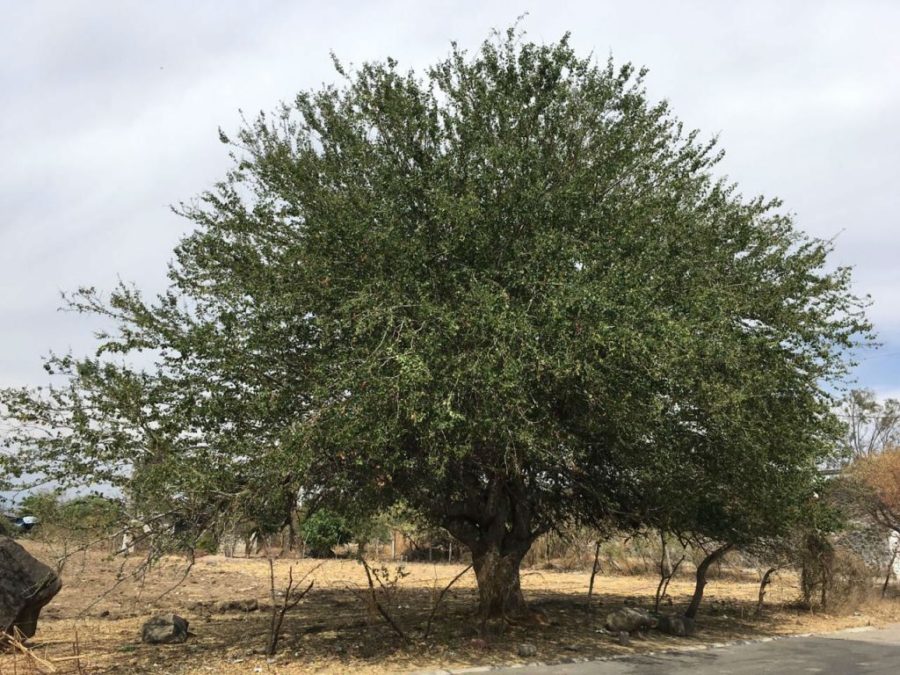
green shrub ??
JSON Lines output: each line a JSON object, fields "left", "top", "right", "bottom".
{"left": 300, "top": 509, "right": 352, "bottom": 554}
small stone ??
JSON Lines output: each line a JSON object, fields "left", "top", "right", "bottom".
{"left": 517, "top": 643, "right": 537, "bottom": 658}
{"left": 214, "top": 598, "right": 259, "bottom": 613}
{"left": 604, "top": 607, "right": 657, "bottom": 633}
{"left": 618, "top": 631, "right": 631, "bottom": 646}
{"left": 141, "top": 614, "right": 189, "bottom": 644}
{"left": 656, "top": 613, "right": 696, "bottom": 637}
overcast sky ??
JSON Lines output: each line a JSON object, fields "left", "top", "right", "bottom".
{"left": 1, "top": 0, "right": 898, "bottom": 399}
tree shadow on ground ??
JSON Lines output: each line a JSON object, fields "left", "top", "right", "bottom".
{"left": 75, "top": 586, "right": 805, "bottom": 674}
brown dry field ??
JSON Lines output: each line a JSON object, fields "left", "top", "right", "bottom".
{"left": 4, "top": 540, "right": 900, "bottom": 674}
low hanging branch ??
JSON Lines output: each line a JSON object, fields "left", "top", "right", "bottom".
{"left": 424, "top": 563, "right": 473, "bottom": 640}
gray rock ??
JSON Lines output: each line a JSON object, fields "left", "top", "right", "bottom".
{"left": 656, "top": 613, "right": 695, "bottom": 636}
{"left": 517, "top": 643, "right": 537, "bottom": 658}
{"left": 214, "top": 598, "right": 258, "bottom": 613}
{"left": 617, "top": 631, "right": 631, "bottom": 646}
{"left": 141, "top": 613, "right": 189, "bottom": 644}
{"left": 0, "top": 536, "right": 62, "bottom": 638}
{"left": 604, "top": 607, "right": 657, "bottom": 633}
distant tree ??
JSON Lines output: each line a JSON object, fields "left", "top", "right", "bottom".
{"left": 0, "top": 27, "right": 871, "bottom": 619}
{"left": 848, "top": 447, "right": 900, "bottom": 535}
{"left": 299, "top": 509, "right": 352, "bottom": 556}
{"left": 19, "top": 491, "right": 61, "bottom": 522}
{"left": 841, "top": 390, "right": 900, "bottom": 460}
{"left": 57, "top": 495, "right": 124, "bottom": 535}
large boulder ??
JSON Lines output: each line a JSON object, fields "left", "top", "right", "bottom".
{"left": 141, "top": 613, "right": 189, "bottom": 644}
{"left": 0, "top": 536, "right": 62, "bottom": 638}
{"left": 604, "top": 607, "right": 657, "bottom": 633}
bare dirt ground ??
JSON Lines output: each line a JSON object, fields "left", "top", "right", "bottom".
{"left": 4, "top": 540, "right": 900, "bottom": 674}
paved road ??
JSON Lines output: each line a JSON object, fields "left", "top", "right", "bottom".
{"left": 493, "top": 625, "right": 900, "bottom": 674}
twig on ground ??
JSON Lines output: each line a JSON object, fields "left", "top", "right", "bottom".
{"left": 2, "top": 627, "right": 57, "bottom": 673}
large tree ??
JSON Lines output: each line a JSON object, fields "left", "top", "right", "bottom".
{"left": 1, "top": 29, "right": 870, "bottom": 618}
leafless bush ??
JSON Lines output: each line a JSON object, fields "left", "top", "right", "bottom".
{"left": 799, "top": 532, "right": 874, "bottom": 613}
{"left": 827, "top": 549, "right": 874, "bottom": 613}
{"left": 266, "top": 559, "right": 320, "bottom": 656}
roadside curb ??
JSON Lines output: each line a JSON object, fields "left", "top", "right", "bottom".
{"left": 412, "top": 625, "right": 880, "bottom": 674}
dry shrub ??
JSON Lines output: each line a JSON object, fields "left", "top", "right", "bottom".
{"left": 827, "top": 548, "right": 875, "bottom": 613}
{"left": 800, "top": 533, "right": 874, "bottom": 613}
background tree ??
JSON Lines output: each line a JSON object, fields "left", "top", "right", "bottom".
{"left": 841, "top": 390, "right": 900, "bottom": 460}
{"left": 299, "top": 509, "right": 352, "bottom": 557}
{"left": 848, "top": 447, "right": 900, "bottom": 536}
{"left": 0, "top": 28, "right": 871, "bottom": 619}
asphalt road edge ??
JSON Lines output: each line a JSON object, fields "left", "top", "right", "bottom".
{"left": 411, "top": 625, "right": 883, "bottom": 674}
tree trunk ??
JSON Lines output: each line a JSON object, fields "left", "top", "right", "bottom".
{"left": 471, "top": 543, "right": 527, "bottom": 618}
{"left": 685, "top": 543, "right": 732, "bottom": 619}
{"left": 882, "top": 543, "right": 899, "bottom": 598}
{"left": 756, "top": 567, "right": 777, "bottom": 616}
{"left": 587, "top": 539, "right": 602, "bottom": 610}
{"left": 441, "top": 475, "right": 537, "bottom": 620}
{"left": 287, "top": 519, "right": 296, "bottom": 553}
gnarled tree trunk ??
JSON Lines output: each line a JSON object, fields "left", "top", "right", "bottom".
{"left": 756, "top": 566, "right": 777, "bottom": 616}
{"left": 685, "top": 543, "right": 732, "bottom": 619}
{"left": 442, "top": 476, "right": 537, "bottom": 620}
{"left": 470, "top": 541, "right": 529, "bottom": 618}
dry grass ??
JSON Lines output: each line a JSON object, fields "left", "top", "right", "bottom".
{"left": 3, "top": 541, "right": 900, "bottom": 674}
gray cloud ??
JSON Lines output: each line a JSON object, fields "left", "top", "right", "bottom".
{"left": 2, "top": 0, "right": 898, "bottom": 390}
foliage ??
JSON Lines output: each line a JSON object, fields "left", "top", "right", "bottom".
{"left": 299, "top": 509, "right": 352, "bottom": 553}
{"left": 847, "top": 446, "right": 900, "bottom": 534}
{"left": 58, "top": 495, "right": 124, "bottom": 534}
{"left": 17, "top": 492, "right": 124, "bottom": 538}
{"left": 19, "top": 491, "right": 61, "bottom": 522}
{"left": 0, "top": 27, "right": 872, "bottom": 615}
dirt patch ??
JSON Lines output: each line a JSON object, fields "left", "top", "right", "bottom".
{"left": 3, "top": 540, "right": 900, "bottom": 673}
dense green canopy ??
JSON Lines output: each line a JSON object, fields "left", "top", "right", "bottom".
{"left": 1, "top": 29, "right": 871, "bottom": 616}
